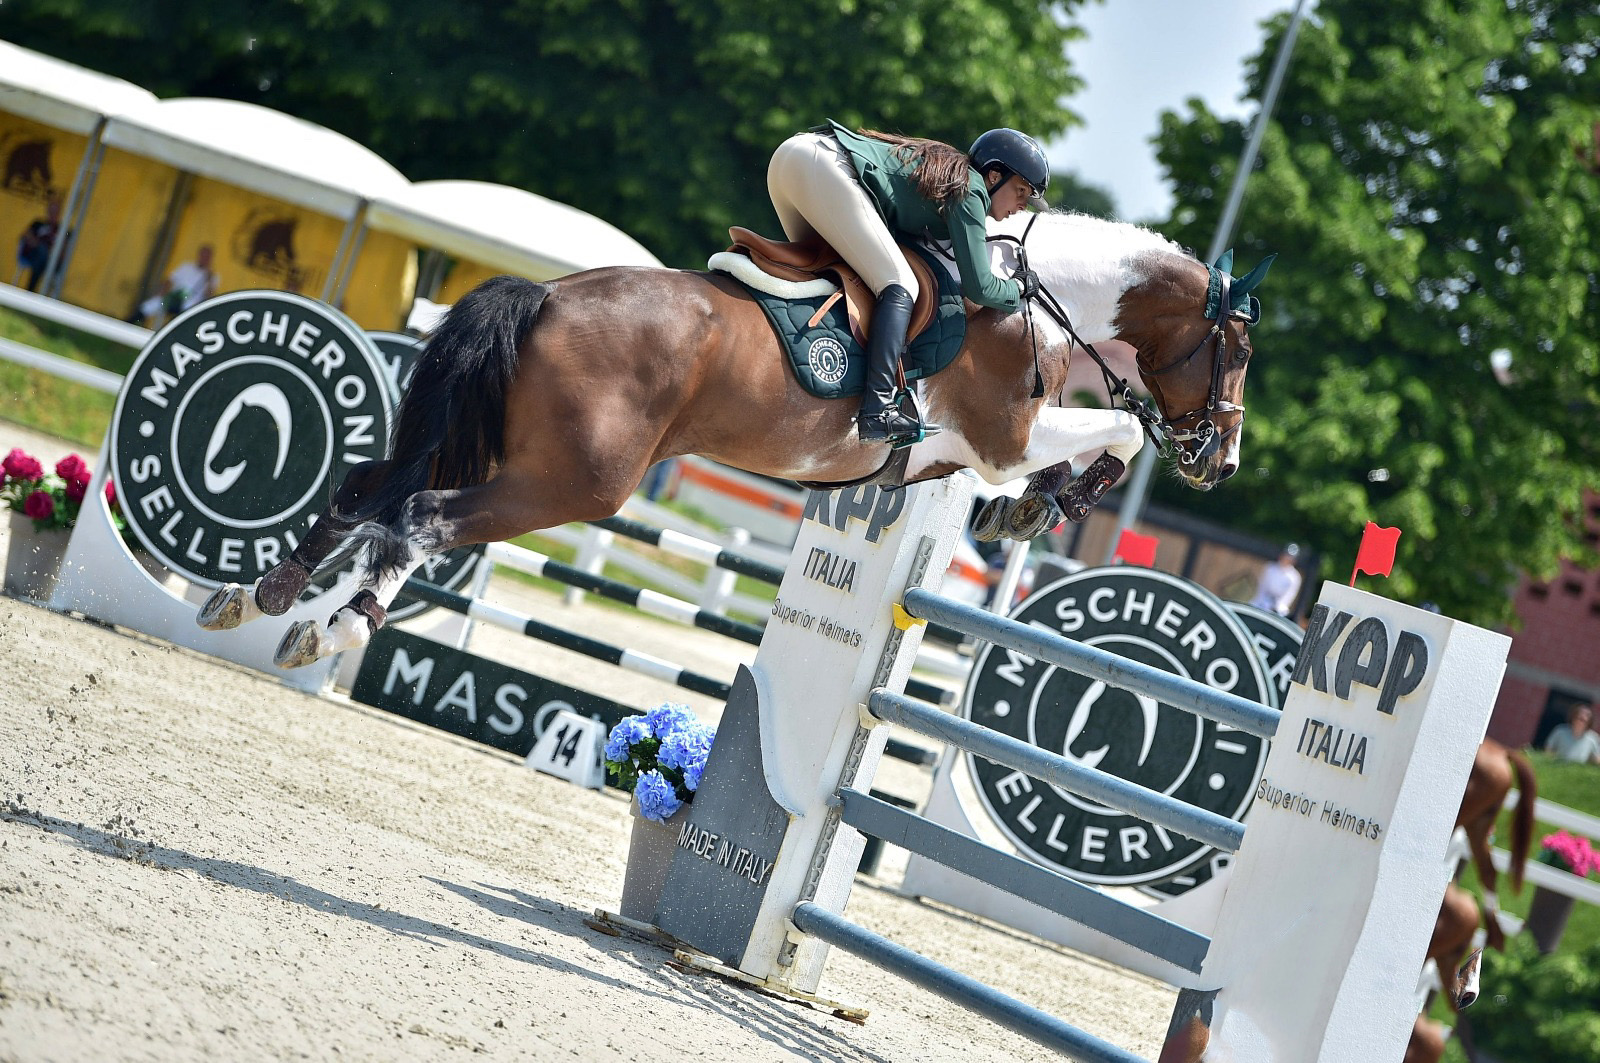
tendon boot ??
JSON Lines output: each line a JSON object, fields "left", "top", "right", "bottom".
{"left": 856, "top": 284, "right": 930, "bottom": 444}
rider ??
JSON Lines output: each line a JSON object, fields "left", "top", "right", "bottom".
{"left": 767, "top": 122, "right": 1049, "bottom": 443}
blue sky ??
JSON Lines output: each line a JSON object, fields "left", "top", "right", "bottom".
{"left": 1046, "top": 0, "right": 1294, "bottom": 223}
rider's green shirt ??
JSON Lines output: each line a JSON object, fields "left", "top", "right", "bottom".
{"left": 824, "top": 121, "right": 1021, "bottom": 314}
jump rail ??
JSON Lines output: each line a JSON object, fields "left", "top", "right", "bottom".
{"left": 867, "top": 689, "right": 1245, "bottom": 854}
{"left": 485, "top": 540, "right": 952, "bottom": 709}
{"left": 591, "top": 514, "right": 786, "bottom": 585}
{"left": 791, "top": 902, "right": 1147, "bottom": 1063}
{"left": 901, "top": 587, "right": 1280, "bottom": 739}
{"left": 399, "top": 578, "right": 731, "bottom": 699}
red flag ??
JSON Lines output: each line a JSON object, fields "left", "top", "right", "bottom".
{"left": 1113, "top": 528, "right": 1160, "bottom": 568}
{"left": 1350, "top": 522, "right": 1402, "bottom": 585}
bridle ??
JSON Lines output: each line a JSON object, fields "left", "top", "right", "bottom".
{"left": 1137, "top": 270, "right": 1251, "bottom": 466}
{"left": 991, "top": 215, "right": 1252, "bottom": 467}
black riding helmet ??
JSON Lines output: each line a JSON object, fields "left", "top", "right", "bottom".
{"left": 969, "top": 128, "right": 1050, "bottom": 208}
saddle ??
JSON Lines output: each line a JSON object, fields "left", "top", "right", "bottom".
{"left": 726, "top": 227, "right": 942, "bottom": 346}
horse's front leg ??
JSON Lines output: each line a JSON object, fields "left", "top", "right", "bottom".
{"left": 972, "top": 409, "right": 1144, "bottom": 541}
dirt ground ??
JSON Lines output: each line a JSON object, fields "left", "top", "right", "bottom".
{"left": 0, "top": 421, "right": 1177, "bottom": 1063}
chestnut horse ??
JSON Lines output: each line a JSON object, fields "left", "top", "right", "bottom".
{"left": 194, "top": 212, "right": 1274, "bottom": 666}
{"left": 1456, "top": 738, "right": 1537, "bottom": 950}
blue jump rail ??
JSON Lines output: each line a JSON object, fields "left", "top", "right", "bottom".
{"left": 837, "top": 787, "right": 1211, "bottom": 972}
{"left": 867, "top": 690, "right": 1246, "bottom": 853}
{"left": 900, "top": 588, "right": 1281, "bottom": 740}
{"left": 792, "top": 902, "right": 1151, "bottom": 1063}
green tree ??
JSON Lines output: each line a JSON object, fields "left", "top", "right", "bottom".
{"left": 1150, "top": 0, "right": 1600, "bottom": 627}
{"left": 7, "top": 0, "right": 1097, "bottom": 266}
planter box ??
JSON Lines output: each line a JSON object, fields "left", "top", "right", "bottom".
{"left": 4, "top": 510, "right": 69, "bottom": 602}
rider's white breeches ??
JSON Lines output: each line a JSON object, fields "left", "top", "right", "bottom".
{"left": 767, "top": 132, "right": 920, "bottom": 301}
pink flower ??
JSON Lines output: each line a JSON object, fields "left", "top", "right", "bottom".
{"left": 3, "top": 448, "right": 43, "bottom": 483}
{"left": 1541, "top": 831, "right": 1600, "bottom": 878}
{"left": 65, "top": 479, "right": 87, "bottom": 504}
{"left": 105, "top": 480, "right": 120, "bottom": 510}
{"left": 55, "top": 453, "right": 90, "bottom": 488}
{"left": 23, "top": 490, "right": 55, "bottom": 521}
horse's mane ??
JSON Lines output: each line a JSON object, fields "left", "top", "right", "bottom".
{"left": 986, "top": 210, "right": 1196, "bottom": 300}
{"left": 992, "top": 210, "right": 1190, "bottom": 264}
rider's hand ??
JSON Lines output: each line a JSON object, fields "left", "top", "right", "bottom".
{"left": 1015, "top": 267, "right": 1042, "bottom": 301}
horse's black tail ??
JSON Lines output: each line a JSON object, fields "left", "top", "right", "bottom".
{"left": 336, "top": 275, "right": 551, "bottom": 530}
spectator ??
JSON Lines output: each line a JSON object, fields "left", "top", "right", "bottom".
{"left": 14, "top": 193, "right": 62, "bottom": 292}
{"left": 136, "top": 244, "right": 218, "bottom": 324}
{"left": 1249, "top": 544, "right": 1303, "bottom": 617}
{"left": 1543, "top": 704, "right": 1600, "bottom": 765}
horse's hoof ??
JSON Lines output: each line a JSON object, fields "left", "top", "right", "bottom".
{"left": 1005, "top": 492, "right": 1064, "bottom": 541}
{"left": 197, "top": 583, "right": 255, "bottom": 630}
{"left": 972, "top": 497, "right": 1011, "bottom": 542}
{"left": 274, "top": 620, "right": 327, "bottom": 669}
{"left": 255, "top": 565, "right": 309, "bottom": 616}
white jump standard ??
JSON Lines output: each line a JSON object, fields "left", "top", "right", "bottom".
{"left": 647, "top": 475, "right": 1509, "bottom": 1063}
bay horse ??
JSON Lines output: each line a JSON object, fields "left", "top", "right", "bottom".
{"left": 194, "top": 211, "right": 1274, "bottom": 667}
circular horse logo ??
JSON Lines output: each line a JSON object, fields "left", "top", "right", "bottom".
{"left": 807, "top": 336, "right": 848, "bottom": 386}
{"left": 960, "top": 567, "right": 1275, "bottom": 887}
{"left": 1138, "top": 601, "right": 1302, "bottom": 899}
{"left": 111, "top": 292, "right": 391, "bottom": 587}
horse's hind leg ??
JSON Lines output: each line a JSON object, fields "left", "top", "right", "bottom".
{"left": 197, "top": 460, "right": 389, "bottom": 631}
{"left": 274, "top": 459, "right": 640, "bottom": 669}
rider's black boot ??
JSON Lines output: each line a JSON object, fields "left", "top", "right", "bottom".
{"left": 856, "top": 284, "right": 925, "bottom": 443}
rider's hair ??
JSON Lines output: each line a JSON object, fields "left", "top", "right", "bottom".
{"left": 856, "top": 129, "right": 973, "bottom": 207}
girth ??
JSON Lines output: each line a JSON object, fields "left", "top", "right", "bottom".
{"left": 726, "top": 227, "right": 941, "bottom": 346}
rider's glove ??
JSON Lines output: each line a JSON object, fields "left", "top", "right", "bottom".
{"left": 1015, "top": 268, "right": 1042, "bottom": 302}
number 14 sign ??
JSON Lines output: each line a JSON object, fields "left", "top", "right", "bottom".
{"left": 525, "top": 710, "right": 608, "bottom": 790}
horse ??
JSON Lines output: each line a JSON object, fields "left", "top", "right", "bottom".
{"left": 1401, "top": 885, "right": 1486, "bottom": 1063}
{"left": 1424, "top": 884, "right": 1485, "bottom": 1011}
{"left": 194, "top": 210, "right": 1275, "bottom": 668}
{"left": 1455, "top": 738, "right": 1537, "bottom": 951}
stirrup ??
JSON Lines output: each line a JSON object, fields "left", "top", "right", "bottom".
{"left": 858, "top": 402, "right": 938, "bottom": 447}
{"left": 882, "top": 387, "right": 941, "bottom": 448}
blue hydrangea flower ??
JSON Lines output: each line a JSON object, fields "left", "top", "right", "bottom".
{"left": 604, "top": 715, "right": 653, "bottom": 764}
{"left": 644, "top": 703, "right": 697, "bottom": 740}
{"left": 658, "top": 722, "right": 716, "bottom": 793}
{"left": 635, "top": 769, "right": 684, "bottom": 823}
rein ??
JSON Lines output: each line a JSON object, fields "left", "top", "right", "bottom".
{"left": 991, "top": 221, "right": 1246, "bottom": 465}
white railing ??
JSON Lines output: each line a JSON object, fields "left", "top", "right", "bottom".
{"left": 0, "top": 281, "right": 149, "bottom": 348}
{"left": 1488, "top": 794, "right": 1600, "bottom": 908}
{"left": 0, "top": 335, "right": 123, "bottom": 392}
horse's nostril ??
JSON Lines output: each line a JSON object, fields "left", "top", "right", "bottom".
{"left": 1218, "top": 462, "right": 1238, "bottom": 481}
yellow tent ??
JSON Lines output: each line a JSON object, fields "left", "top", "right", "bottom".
{"left": 85, "top": 97, "right": 417, "bottom": 329}
{"left": 0, "top": 40, "right": 157, "bottom": 301}
{"left": 353, "top": 179, "right": 661, "bottom": 316}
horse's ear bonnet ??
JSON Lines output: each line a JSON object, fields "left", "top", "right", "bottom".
{"left": 1205, "top": 249, "right": 1276, "bottom": 325}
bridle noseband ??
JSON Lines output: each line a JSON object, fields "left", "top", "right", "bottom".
{"left": 993, "top": 217, "right": 1252, "bottom": 467}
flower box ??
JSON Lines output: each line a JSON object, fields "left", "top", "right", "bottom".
{"left": 4, "top": 509, "right": 69, "bottom": 601}
{"left": 3, "top": 447, "right": 121, "bottom": 601}
{"left": 605, "top": 704, "right": 716, "bottom": 925}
